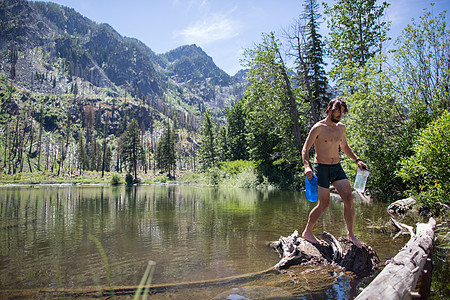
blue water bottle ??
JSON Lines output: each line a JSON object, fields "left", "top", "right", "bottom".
{"left": 305, "top": 174, "right": 318, "bottom": 202}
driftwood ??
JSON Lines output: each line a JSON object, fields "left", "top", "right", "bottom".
{"left": 390, "top": 217, "right": 415, "bottom": 239}
{"left": 387, "top": 197, "right": 416, "bottom": 215}
{"left": 355, "top": 217, "right": 436, "bottom": 300}
{"left": 270, "top": 230, "right": 380, "bottom": 278}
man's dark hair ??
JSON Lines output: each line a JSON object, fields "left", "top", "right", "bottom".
{"left": 326, "top": 97, "right": 348, "bottom": 114}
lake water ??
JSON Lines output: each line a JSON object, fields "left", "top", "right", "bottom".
{"left": 0, "top": 185, "right": 440, "bottom": 299}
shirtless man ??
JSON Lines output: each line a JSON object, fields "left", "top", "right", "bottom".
{"left": 301, "top": 97, "right": 367, "bottom": 248}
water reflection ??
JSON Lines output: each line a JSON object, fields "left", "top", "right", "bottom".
{"left": 0, "top": 185, "right": 408, "bottom": 298}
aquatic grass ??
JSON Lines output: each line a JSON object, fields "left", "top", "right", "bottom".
{"left": 88, "top": 234, "right": 114, "bottom": 296}
{"left": 364, "top": 217, "right": 390, "bottom": 233}
{"left": 134, "top": 260, "right": 156, "bottom": 300}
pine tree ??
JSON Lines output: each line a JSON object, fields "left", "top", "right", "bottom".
{"left": 216, "top": 126, "right": 230, "bottom": 162}
{"left": 225, "top": 100, "right": 248, "bottom": 161}
{"left": 286, "top": 0, "right": 329, "bottom": 125}
{"left": 121, "top": 119, "right": 144, "bottom": 179}
{"left": 198, "top": 110, "right": 218, "bottom": 170}
{"left": 155, "top": 121, "right": 176, "bottom": 177}
{"left": 302, "top": 0, "right": 329, "bottom": 123}
{"left": 77, "top": 129, "right": 88, "bottom": 174}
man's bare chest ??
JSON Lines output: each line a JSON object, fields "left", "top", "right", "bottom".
{"left": 316, "top": 127, "right": 343, "bottom": 144}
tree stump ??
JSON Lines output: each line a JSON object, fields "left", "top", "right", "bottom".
{"left": 270, "top": 230, "right": 380, "bottom": 277}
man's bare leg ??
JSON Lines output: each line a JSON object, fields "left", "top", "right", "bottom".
{"left": 333, "top": 179, "right": 362, "bottom": 248}
{"left": 302, "top": 186, "right": 330, "bottom": 244}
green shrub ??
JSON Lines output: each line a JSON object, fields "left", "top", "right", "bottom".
{"left": 398, "top": 110, "right": 450, "bottom": 213}
{"left": 178, "top": 172, "right": 202, "bottom": 184}
{"left": 204, "top": 166, "right": 223, "bottom": 186}
{"left": 125, "top": 173, "right": 134, "bottom": 185}
{"left": 224, "top": 167, "right": 260, "bottom": 188}
{"left": 110, "top": 173, "right": 122, "bottom": 185}
{"left": 344, "top": 76, "right": 413, "bottom": 199}
{"left": 219, "top": 160, "right": 255, "bottom": 175}
{"left": 201, "top": 160, "right": 273, "bottom": 189}
{"left": 153, "top": 173, "right": 168, "bottom": 183}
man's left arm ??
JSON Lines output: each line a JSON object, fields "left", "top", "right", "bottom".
{"left": 340, "top": 125, "right": 368, "bottom": 170}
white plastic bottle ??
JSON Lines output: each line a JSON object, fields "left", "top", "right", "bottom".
{"left": 354, "top": 168, "right": 370, "bottom": 193}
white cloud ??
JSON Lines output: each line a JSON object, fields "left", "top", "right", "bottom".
{"left": 175, "top": 14, "right": 240, "bottom": 45}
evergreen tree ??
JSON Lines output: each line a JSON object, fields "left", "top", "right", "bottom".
{"left": 77, "top": 129, "right": 88, "bottom": 174}
{"left": 121, "top": 119, "right": 144, "bottom": 179}
{"left": 302, "top": 0, "right": 329, "bottom": 123}
{"left": 156, "top": 121, "right": 176, "bottom": 177}
{"left": 216, "top": 126, "right": 230, "bottom": 162}
{"left": 225, "top": 100, "right": 248, "bottom": 161}
{"left": 198, "top": 109, "right": 218, "bottom": 170}
{"left": 286, "top": 0, "right": 329, "bottom": 124}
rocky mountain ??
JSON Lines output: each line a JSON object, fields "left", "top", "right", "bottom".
{"left": 0, "top": 0, "right": 246, "bottom": 128}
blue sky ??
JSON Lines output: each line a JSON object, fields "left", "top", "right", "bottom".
{"left": 43, "top": 0, "right": 449, "bottom": 76}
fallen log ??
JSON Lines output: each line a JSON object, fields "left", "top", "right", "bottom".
{"left": 387, "top": 197, "right": 416, "bottom": 215}
{"left": 355, "top": 217, "right": 436, "bottom": 300}
{"left": 270, "top": 230, "right": 379, "bottom": 278}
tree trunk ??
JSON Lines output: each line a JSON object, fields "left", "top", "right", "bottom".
{"left": 27, "top": 127, "right": 34, "bottom": 173}
{"left": 270, "top": 230, "right": 380, "bottom": 277}
{"left": 277, "top": 61, "right": 303, "bottom": 153}
{"left": 294, "top": 36, "right": 319, "bottom": 125}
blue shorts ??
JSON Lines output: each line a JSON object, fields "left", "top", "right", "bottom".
{"left": 313, "top": 163, "right": 348, "bottom": 188}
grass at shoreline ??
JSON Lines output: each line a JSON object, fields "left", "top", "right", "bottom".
{"left": 0, "top": 170, "right": 180, "bottom": 186}
{"left": 0, "top": 166, "right": 270, "bottom": 189}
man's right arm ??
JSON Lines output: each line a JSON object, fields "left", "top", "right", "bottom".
{"left": 302, "top": 125, "right": 319, "bottom": 180}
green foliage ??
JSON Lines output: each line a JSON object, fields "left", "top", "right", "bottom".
{"left": 344, "top": 62, "right": 412, "bottom": 198}
{"left": 298, "top": 0, "right": 330, "bottom": 124}
{"left": 110, "top": 173, "right": 122, "bottom": 185}
{"left": 121, "top": 119, "right": 144, "bottom": 178}
{"left": 178, "top": 171, "right": 202, "bottom": 184}
{"left": 218, "top": 160, "right": 263, "bottom": 189}
{"left": 198, "top": 110, "right": 218, "bottom": 170}
{"left": 220, "top": 160, "right": 255, "bottom": 175}
{"left": 391, "top": 7, "right": 450, "bottom": 130}
{"left": 216, "top": 125, "right": 230, "bottom": 161}
{"left": 398, "top": 110, "right": 450, "bottom": 210}
{"left": 155, "top": 121, "right": 176, "bottom": 177}
{"left": 152, "top": 173, "right": 168, "bottom": 183}
{"left": 225, "top": 100, "right": 248, "bottom": 160}
{"left": 203, "top": 166, "right": 223, "bottom": 186}
{"left": 125, "top": 173, "right": 134, "bottom": 185}
{"left": 336, "top": 6, "right": 449, "bottom": 203}
{"left": 324, "top": 0, "right": 390, "bottom": 92}
{"left": 241, "top": 33, "right": 307, "bottom": 188}
{"left": 201, "top": 160, "right": 269, "bottom": 189}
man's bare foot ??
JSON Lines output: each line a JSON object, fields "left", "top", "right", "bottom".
{"left": 348, "top": 234, "right": 362, "bottom": 248}
{"left": 302, "top": 230, "right": 323, "bottom": 245}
